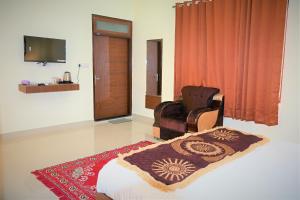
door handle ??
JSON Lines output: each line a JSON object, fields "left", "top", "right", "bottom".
{"left": 154, "top": 73, "right": 159, "bottom": 82}
{"left": 94, "top": 75, "right": 100, "bottom": 85}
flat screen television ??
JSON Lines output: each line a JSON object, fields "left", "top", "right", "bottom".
{"left": 24, "top": 35, "right": 66, "bottom": 64}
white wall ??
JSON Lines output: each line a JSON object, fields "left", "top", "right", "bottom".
{"left": 1, "top": 0, "right": 299, "bottom": 143}
{"left": 0, "top": 0, "right": 134, "bottom": 134}
{"left": 132, "top": 0, "right": 176, "bottom": 117}
{"left": 131, "top": 0, "right": 299, "bottom": 143}
{"left": 298, "top": 0, "right": 300, "bottom": 136}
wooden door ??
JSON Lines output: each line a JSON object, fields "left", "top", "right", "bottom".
{"left": 93, "top": 35, "right": 129, "bottom": 120}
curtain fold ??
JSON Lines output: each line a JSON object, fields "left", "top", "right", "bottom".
{"left": 174, "top": 0, "right": 288, "bottom": 125}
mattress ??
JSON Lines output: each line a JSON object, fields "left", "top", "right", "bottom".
{"left": 96, "top": 141, "right": 299, "bottom": 200}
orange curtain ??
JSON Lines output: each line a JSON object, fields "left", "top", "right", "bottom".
{"left": 174, "top": 0, "right": 288, "bottom": 125}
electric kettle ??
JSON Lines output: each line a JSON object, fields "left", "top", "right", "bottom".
{"left": 63, "top": 71, "right": 72, "bottom": 83}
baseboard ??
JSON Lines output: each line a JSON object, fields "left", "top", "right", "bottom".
{"left": 132, "top": 114, "right": 154, "bottom": 124}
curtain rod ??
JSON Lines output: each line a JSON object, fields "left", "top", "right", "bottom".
{"left": 172, "top": 0, "right": 213, "bottom": 8}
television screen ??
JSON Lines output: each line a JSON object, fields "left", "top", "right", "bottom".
{"left": 24, "top": 36, "right": 66, "bottom": 63}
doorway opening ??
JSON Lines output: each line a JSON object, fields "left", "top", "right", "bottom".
{"left": 92, "top": 15, "right": 132, "bottom": 120}
{"left": 145, "top": 39, "right": 162, "bottom": 109}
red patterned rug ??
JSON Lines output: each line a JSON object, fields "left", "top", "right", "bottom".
{"left": 32, "top": 141, "right": 152, "bottom": 200}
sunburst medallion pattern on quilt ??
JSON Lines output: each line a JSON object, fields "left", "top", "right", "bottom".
{"left": 152, "top": 158, "right": 196, "bottom": 182}
{"left": 184, "top": 141, "right": 224, "bottom": 156}
{"left": 208, "top": 129, "right": 239, "bottom": 141}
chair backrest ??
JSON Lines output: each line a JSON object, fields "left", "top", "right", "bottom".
{"left": 181, "top": 86, "right": 220, "bottom": 112}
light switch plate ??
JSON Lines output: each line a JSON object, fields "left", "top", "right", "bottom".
{"left": 78, "top": 63, "right": 89, "bottom": 68}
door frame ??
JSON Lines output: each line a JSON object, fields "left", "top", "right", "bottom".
{"left": 92, "top": 14, "right": 132, "bottom": 120}
{"left": 145, "top": 39, "right": 163, "bottom": 109}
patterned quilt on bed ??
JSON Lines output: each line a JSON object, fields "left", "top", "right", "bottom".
{"left": 118, "top": 127, "right": 268, "bottom": 191}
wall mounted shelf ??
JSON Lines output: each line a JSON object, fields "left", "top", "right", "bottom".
{"left": 18, "top": 84, "right": 79, "bottom": 94}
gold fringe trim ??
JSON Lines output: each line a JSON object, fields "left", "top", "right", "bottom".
{"left": 117, "top": 127, "right": 269, "bottom": 192}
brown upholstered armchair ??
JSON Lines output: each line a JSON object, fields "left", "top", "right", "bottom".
{"left": 153, "top": 86, "right": 224, "bottom": 140}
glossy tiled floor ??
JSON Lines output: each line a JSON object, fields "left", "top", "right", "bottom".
{"left": 0, "top": 116, "right": 156, "bottom": 200}
{"left": 1, "top": 116, "right": 299, "bottom": 200}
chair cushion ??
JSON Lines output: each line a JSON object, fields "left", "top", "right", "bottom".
{"left": 160, "top": 113, "right": 187, "bottom": 133}
{"left": 181, "top": 86, "right": 219, "bottom": 112}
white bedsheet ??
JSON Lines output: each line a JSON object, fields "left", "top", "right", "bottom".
{"left": 97, "top": 141, "right": 300, "bottom": 200}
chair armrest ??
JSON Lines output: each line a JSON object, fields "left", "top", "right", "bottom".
{"left": 153, "top": 101, "right": 184, "bottom": 126}
{"left": 211, "top": 94, "right": 224, "bottom": 126}
{"left": 154, "top": 101, "right": 173, "bottom": 126}
{"left": 187, "top": 107, "right": 219, "bottom": 132}
{"left": 160, "top": 102, "right": 185, "bottom": 118}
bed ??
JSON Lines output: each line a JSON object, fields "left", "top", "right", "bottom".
{"left": 96, "top": 129, "right": 299, "bottom": 200}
